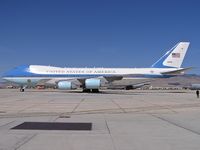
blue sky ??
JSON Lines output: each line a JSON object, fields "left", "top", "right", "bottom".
{"left": 0, "top": 0, "right": 200, "bottom": 77}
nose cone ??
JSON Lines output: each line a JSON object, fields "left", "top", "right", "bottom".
{"left": 2, "top": 65, "right": 30, "bottom": 81}
{"left": 1, "top": 71, "right": 10, "bottom": 82}
{"left": 1, "top": 69, "right": 12, "bottom": 81}
{"left": 2, "top": 69, "right": 14, "bottom": 78}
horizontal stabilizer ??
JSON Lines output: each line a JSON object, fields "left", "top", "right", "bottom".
{"left": 161, "top": 67, "right": 193, "bottom": 75}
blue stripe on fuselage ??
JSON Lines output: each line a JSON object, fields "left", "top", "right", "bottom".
{"left": 151, "top": 45, "right": 177, "bottom": 68}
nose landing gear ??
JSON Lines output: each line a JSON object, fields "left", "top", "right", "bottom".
{"left": 20, "top": 86, "right": 26, "bottom": 92}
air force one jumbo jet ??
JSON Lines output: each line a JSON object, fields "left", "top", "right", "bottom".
{"left": 2, "top": 42, "right": 191, "bottom": 92}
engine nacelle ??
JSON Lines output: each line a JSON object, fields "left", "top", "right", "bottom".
{"left": 190, "top": 84, "right": 200, "bottom": 90}
{"left": 57, "top": 81, "right": 77, "bottom": 90}
{"left": 85, "top": 79, "right": 101, "bottom": 89}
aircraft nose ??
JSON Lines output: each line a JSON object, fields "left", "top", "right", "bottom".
{"left": 1, "top": 70, "right": 13, "bottom": 81}
{"left": 2, "top": 69, "right": 14, "bottom": 78}
{"left": 1, "top": 65, "right": 30, "bottom": 83}
{"left": 3, "top": 65, "right": 30, "bottom": 77}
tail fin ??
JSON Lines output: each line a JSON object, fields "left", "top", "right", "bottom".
{"left": 151, "top": 42, "right": 190, "bottom": 68}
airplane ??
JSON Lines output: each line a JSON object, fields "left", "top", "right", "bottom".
{"left": 189, "top": 84, "right": 200, "bottom": 90}
{"left": 2, "top": 42, "right": 191, "bottom": 93}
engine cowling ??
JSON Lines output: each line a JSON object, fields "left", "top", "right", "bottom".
{"left": 85, "top": 79, "right": 101, "bottom": 89}
{"left": 190, "top": 84, "right": 200, "bottom": 90}
{"left": 57, "top": 81, "right": 77, "bottom": 90}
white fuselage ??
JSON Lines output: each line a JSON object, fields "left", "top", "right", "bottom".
{"left": 3, "top": 65, "right": 179, "bottom": 85}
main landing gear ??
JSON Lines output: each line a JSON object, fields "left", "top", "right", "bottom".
{"left": 82, "top": 89, "right": 99, "bottom": 93}
{"left": 92, "top": 89, "right": 99, "bottom": 93}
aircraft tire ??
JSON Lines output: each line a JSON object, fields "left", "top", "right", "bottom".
{"left": 20, "top": 88, "right": 25, "bottom": 92}
{"left": 92, "top": 89, "right": 99, "bottom": 93}
{"left": 82, "top": 89, "right": 91, "bottom": 93}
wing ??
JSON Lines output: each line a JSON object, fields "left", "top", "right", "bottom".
{"left": 108, "top": 80, "right": 151, "bottom": 89}
{"left": 35, "top": 74, "right": 150, "bottom": 89}
{"left": 103, "top": 75, "right": 123, "bottom": 82}
{"left": 35, "top": 79, "right": 52, "bottom": 85}
{"left": 37, "top": 78, "right": 82, "bottom": 87}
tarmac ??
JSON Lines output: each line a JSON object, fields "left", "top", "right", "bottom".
{"left": 0, "top": 89, "right": 200, "bottom": 150}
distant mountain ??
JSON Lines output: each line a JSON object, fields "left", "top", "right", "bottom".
{"left": 150, "top": 75, "right": 200, "bottom": 87}
{"left": 183, "top": 74, "right": 200, "bottom": 77}
{"left": 0, "top": 82, "right": 6, "bottom": 88}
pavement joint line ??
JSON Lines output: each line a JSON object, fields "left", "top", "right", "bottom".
{"left": 150, "top": 114, "right": 200, "bottom": 136}
{"left": 14, "top": 133, "right": 37, "bottom": 150}
{"left": 47, "top": 115, "right": 60, "bottom": 122}
{"left": 0, "top": 113, "right": 60, "bottom": 118}
{"left": 0, "top": 111, "right": 6, "bottom": 113}
{"left": 110, "top": 98, "right": 127, "bottom": 113}
{"left": 71, "top": 98, "right": 85, "bottom": 114}
{"left": 140, "top": 99, "right": 178, "bottom": 113}
{"left": 16, "top": 104, "right": 40, "bottom": 114}
{"left": 104, "top": 115, "right": 117, "bottom": 150}
{"left": 0, "top": 120, "right": 15, "bottom": 128}
{"left": 47, "top": 98, "right": 56, "bottom": 103}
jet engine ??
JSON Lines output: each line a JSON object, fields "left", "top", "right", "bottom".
{"left": 190, "top": 84, "right": 200, "bottom": 90}
{"left": 57, "top": 81, "right": 77, "bottom": 90}
{"left": 85, "top": 79, "right": 101, "bottom": 89}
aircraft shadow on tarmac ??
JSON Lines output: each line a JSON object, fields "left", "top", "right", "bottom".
{"left": 22, "top": 89, "right": 188, "bottom": 95}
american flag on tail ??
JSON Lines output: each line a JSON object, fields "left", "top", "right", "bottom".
{"left": 172, "top": 53, "right": 180, "bottom": 58}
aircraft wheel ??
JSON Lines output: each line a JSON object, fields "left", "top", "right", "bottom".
{"left": 20, "top": 88, "right": 25, "bottom": 92}
{"left": 125, "top": 86, "right": 132, "bottom": 90}
{"left": 82, "top": 89, "right": 91, "bottom": 93}
{"left": 92, "top": 89, "right": 99, "bottom": 93}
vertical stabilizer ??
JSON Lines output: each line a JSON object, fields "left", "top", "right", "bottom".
{"left": 151, "top": 42, "right": 190, "bottom": 68}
